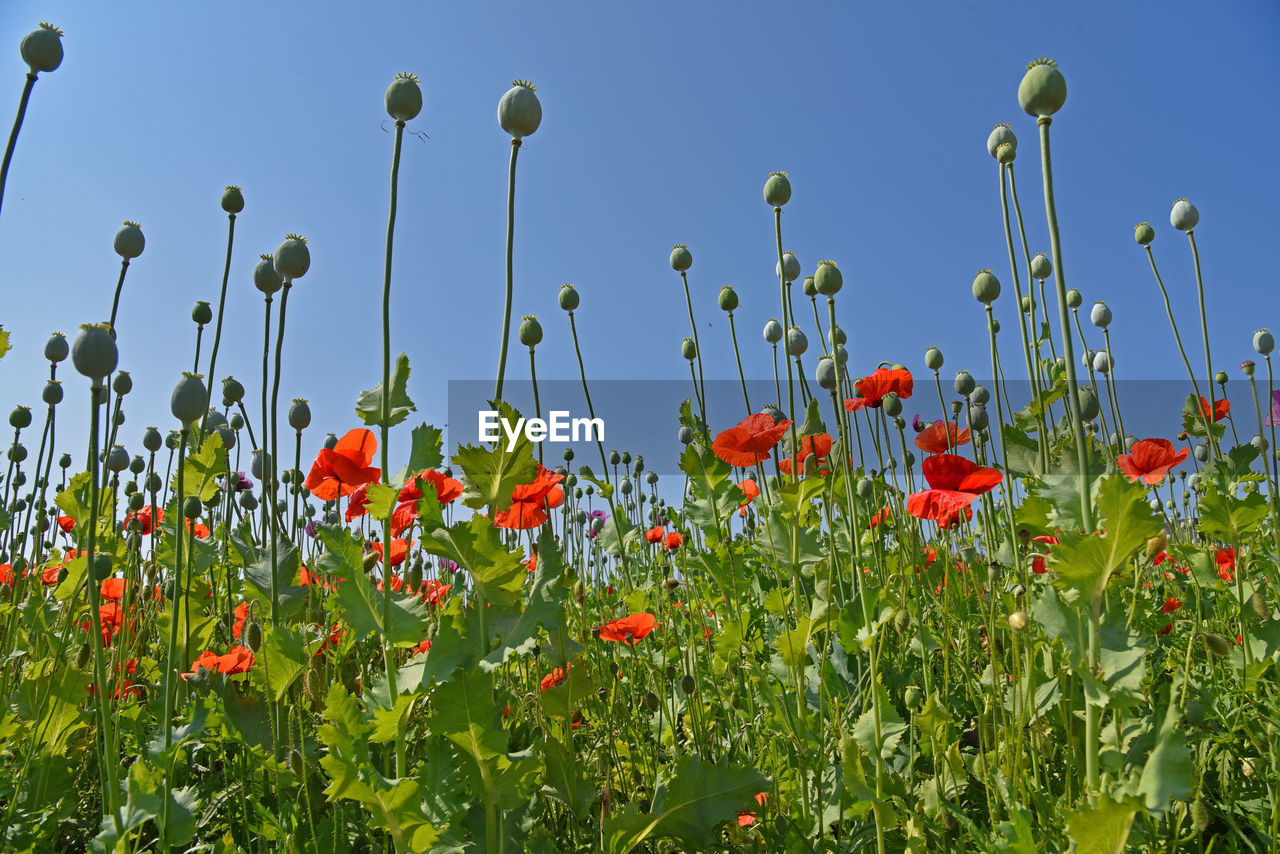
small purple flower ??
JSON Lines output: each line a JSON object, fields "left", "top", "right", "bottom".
{"left": 222, "top": 471, "right": 254, "bottom": 492}
{"left": 440, "top": 559, "right": 458, "bottom": 573}
{"left": 586, "top": 509, "right": 608, "bottom": 539}
{"left": 1266, "top": 390, "right": 1280, "bottom": 427}
{"left": 912, "top": 414, "right": 926, "bottom": 433}
{"left": 304, "top": 520, "right": 318, "bottom": 538}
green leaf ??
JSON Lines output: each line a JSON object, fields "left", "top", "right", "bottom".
{"left": 481, "top": 530, "right": 571, "bottom": 671}
{"left": 1065, "top": 795, "right": 1137, "bottom": 854}
{"left": 1197, "top": 485, "right": 1269, "bottom": 541}
{"left": 1048, "top": 474, "right": 1161, "bottom": 602}
{"left": 332, "top": 563, "right": 429, "bottom": 647}
{"left": 679, "top": 443, "right": 739, "bottom": 539}
{"left": 540, "top": 662, "right": 597, "bottom": 719}
{"left": 363, "top": 483, "right": 399, "bottom": 522}
{"left": 594, "top": 512, "right": 638, "bottom": 557}
{"left": 371, "top": 693, "right": 420, "bottom": 744}
{"left": 852, "top": 677, "right": 907, "bottom": 761}
{"left": 0, "top": 325, "right": 10, "bottom": 360}
{"left": 262, "top": 625, "right": 308, "bottom": 701}
{"left": 541, "top": 738, "right": 595, "bottom": 818}
{"left": 93, "top": 762, "right": 198, "bottom": 852}
{"left": 418, "top": 515, "right": 525, "bottom": 610}
{"left": 603, "top": 756, "right": 767, "bottom": 853}
{"left": 454, "top": 401, "right": 538, "bottom": 513}
{"left": 1136, "top": 704, "right": 1194, "bottom": 813}
{"left": 401, "top": 423, "right": 445, "bottom": 479}
{"left": 177, "top": 430, "right": 227, "bottom": 502}
{"left": 775, "top": 616, "right": 812, "bottom": 674}
{"left": 356, "top": 352, "right": 417, "bottom": 428}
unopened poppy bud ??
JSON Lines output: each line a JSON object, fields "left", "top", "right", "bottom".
{"left": 1090, "top": 301, "right": 1112, "bottom": 328}
{"left": 244, "top": 621, "right": 263, "bottom": 652}
{"left": 1253, "top": 329, "right": 1274, "bottom": 355}
{"left": 114, "top": 221, "right": 145, "bottom": 260}
{"left": 815, "top": 355, "right": 838, "bottom": 390}
{"left": 1202, "top": 633, "right": 1231, "bottom": 657}
{"left": 1190, "top": 798, "right": 1209, "bottom": 832}
{"left": 192, "top": 301, "right": 213, "bottom": 326}
{"left": 1066, "top": 289, "right": 1082, "bottom": 309}
{"left": 892, "top": 609, "right": 911, "bottom": 633}
{"left": 498, "top": 79, "right": 541, "bottom": 138}
{"left": 776, "top": 251, "right": 801, "bottom": 282}
{"left": 643, "top": 691, "right": 660, "bottom": 712}
{"left": 924, "top": 346, "right": 944, "bottom": 370}
{"left": 1018, "top": 57, "right": 1067, "bottom": 117}
{"left": 1170, "top": 198, "right": 1199, "bottom": 232}
{"left": 830, "top": 326, "right": 847, "bottom": 347}
{"left": 814, "top": 260, "right": 842, "bottom": 295}
{"left": 1145, "top": 533, "right": 1167, "bottom": 560}
{"left": 680, "top": 674, "right": 696, "bottom": 695}
{"left": 171, "top": 373, "right": 208, "bottom": 424}
{"left": 785, "top": 326, "right": 807, "bottom": 357}
{"left": 802, "top": 275, "right": 817, "bottom": 297}
{"left": 91, "top": 553, "right": 112, "bottom": 582}
{"left": 274, "top": 234, "right": 310, "bottom": 280}
{"left": 954, "top": 371, "right": 975, "bottom": 396}
{"left": 44, "top": 332, "right": 68, "bottom": 363}
{"left": 680, "top": 338, "right": 697, "bottom": 361}
{"left": 21, "top": 23, "right": 63, "bottom": 74}
{"left": 1025, "top": 257, "right": 1051, "bottom": 285}
{"left": 1093, "top": 351, "right": 1112, "bottom": 374}
{"left": 972, "top": 270, "right": 1000, "bottom": 304}
{"left": 385, "top": 71, "right": 423, "bottom": 121}
{"left": 763, "top": 171, "right": 791, "bottom": 207}
{"left": 1077, "top": 387, "right": 1100, "bottom": 421}
{"left": 254, "top": 254, "right": 282, "bottom": 295}
{"left": 986, "top": 123, "right": 1016, "bottom": 158}
{"left": 557, "top": 282, "right": 579, "bottom": 311}
{"left": 1008, "top": 611, "right": 1029, "bottom": 632}
{"left": 678, "top": 426, "right": 694, "bottom": 445}
{"left": 1250, "top": 590, "right": 1271, "bottom": 620}
{"left": 717, "top": 285, "right": 738, "bottom": 312}
{"left": 904, "top": 685, "right": 923, "bottom": 709}
{"left": 221, "top": 185, "right": 244, "bottom": 214}
{"left": 519, "top": 315, "right": 543, "bottom": 347}
{"left": 288, "top": 399, "right": 311, "bottom": 432}
{"left": 763, "top": 319, "right": 783, "bottom": 344}
{"left": 883, "top": 393, "right": 902, "bottom": 417}
{"left": 9, "top": 406, "right": 31, "bottom": 429}
{"left": 856, "top": 477, "right": 873, "bottom": 498}
{"left": 969, "top": 404, "right": 989, "bottom": 431}
{"left": 75, "top": 642, "right": 91, "bottom": 669}
{"left": 970, "top": 385, "right": 990, "bottom": 406}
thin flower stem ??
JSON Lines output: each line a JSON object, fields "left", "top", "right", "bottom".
{"left": 201, "top": 212, "right": 237, "bottom": 433}
{"left": 774, "top": 209, "right": 797, "bottom": 446}
{"left": 998, "top": 163, "right": 1047, "bottom": 470}
{"left": 160, "top": 427, "right": 189, "bottom": 842}
{"left": 530, "top": 347, "right": 542, "bottom": 465}
{"left": 494, "top": 139, "right": 521, "bottom": 403}
{"left": 1142, "top": 245, "right": 1214, "bottom": 443}
{"left": 1187, "top": 232, "right": 1221, "bottom": 462}
{"left": 1102, "top": 328, "right": 1127, "bottom": 442}
{"left": 986, "top": 307, "right": 1020, "bottom": 550}
{"left": 727, "top": 311, "right": 751, "bottom": 415}
{"left": 268, "top": 284, "right": 290, "bottom": 629}
{"left": 107, "top": 260, "right": 131, "bottom": 332}
{"left": 0, "top": 73, "right": 37, "bottom": 219}
{"left": 1248, "top": 370, "right": 1280, "bottom": 555}
{"left": 680, "top": 271, "right": 707, "bottom": 426}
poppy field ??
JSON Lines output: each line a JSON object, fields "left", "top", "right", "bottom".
{"left": 3, "top": 16, "right": 1280, "bottom": 854}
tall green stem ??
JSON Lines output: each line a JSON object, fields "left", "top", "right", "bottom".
{"left": 1187, "top": 232, "right": 1221, "bottom": 462}
{"left": 998, "top": 163, "right": 1047, "bottom": 470}
{"left": 160, "top": 427, "right": 189, "bottom": 842}
{"left": 774, "top": 209, "right": 796, "bottom": 439}
{"left": 268, "top": 285, "right": 290, "bottom": 629}
{"left": 727, "top": 311, "right": 751, "bottom": 415}
{"left": 494, "top": 139, "right": 520, "bottom": 402}
{"left": 202, "top": 212, "right": 237, "bottom": 431}
{"left": 679, "top": 271, "right": 707, "bottom": 427}
{"left": 0, "top": 74, "right": 36, "bottom": 219}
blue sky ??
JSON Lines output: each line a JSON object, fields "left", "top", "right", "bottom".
{"left": 1, "top": 0, "right": 1277, "bottom": 476}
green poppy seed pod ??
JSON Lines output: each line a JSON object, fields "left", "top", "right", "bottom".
{"left": 323, "top": 433, "right": 338, "bottom": 450}
{"left": 518, "top": 315, "right": 543, "bottom": 347}
{"left": 229, "top": 412, "right": 244, "bottom": 431}
{"left": 814, "top": 260, "right": 842, "bottom": 295}
{"left": 498, "top": 79, "right": 541, "bottom": 138}
{"left": 1147, "top": 497, "right": 1162, "bottom": 512}
{"left": 557, "top": 283, "right": 579, "bottom": 311}
{"left": 986, "top": 123, "right": 1016, "bottom": 158}
{"left": 680, "top": 674, "right": 696, "bottom": 695}
{"left": 1170, "top": 198, "right": 1199, "bottom": 231}
{"left": 925, "top": 346, "right": 944, "bottom": 370}
{"left": 1090, "top": 301, "right": 1112, "bottom": 328}
{"left": 678, "top": 425, "right": 694, "bottom": 445}
{"left": 240, "top": 492, "right": 258, "bottom": 511}
{"left": 1093, "top": 351, "right": 1112, "bottom": 374}
{"left": 1214, "top": 370, "right": 1228, "bottom": 385}
{"left": 192, "top": 301, "right": 213, "bottom": 326}
{"left": 1243, "top": 360, "right": 1256, "bottom": 377}
{"left": 253, "top": 254, "right": 283, "bottom": 295}
{"left": 112, "top": 371, "right": 133, "bottom": 396}
{"left": 904, "top": 685, "right": 923, "bottom": 709}
{"left": 643, "top": 691, "right": 660, "bottom": 712}
{"left": 1134, "top": 222, "right": 1155, "bottom": 245}
{"left": 222, "top": 376, "right": 245, "bottom": 406}
{"left": 91, "top": 554, "right": 112, "bottom": 582}
{"left": 835, "top": 344, "right": 848, "bottom": 366}
{"left": 1030, "top": 252, "right": 1052, "bottom": 279}
{"left": 9, "top": 406, "right": 31, "bottom": 429}
{"left": 59, "top": 452, "right": 71, "bottom": 469}
{"left": 954, "top": 371, "right": 975, "bottom": 396}
{"left": 883, "top": 393, "right": 903, "bottom": 417}
{"left": 113, "top": 221, "right": 145, "bottom": 260}
{"left": 969, "top": 404, "right": 989, "bottom": 431}
{"left": 128, "top": 491, "right": 144, "bottom": 512}
{"left": 44, "top": 332, "right": 68, "bottom": 363}
{"left": 777, "top": 251, "right": 801, "bottom": 282}
{"left": 619, "top": 476, "right": 632, "bottom": 496}
{"left": 245, "top": 621, "right": 263, "bottom": 653}
{"left": 72, "top": 323, "right": 118, "bottom": 381}
{"left": 829, "top": 326, "right": 847, "bottom": 347}
{"left": 970, "top": 385, "right": 990, "bottom": 405}
{"left": 785, "top": 326, "right": 808, "bottom": 357}
{"left": 763, "top": 171, "right": 791, "bottom": 206}
{"left": 129, "top": 454, "right": 145, "bottom": 475}
{"left": 972, "top": 270, "right": 1001, "bottom": 304}
{"left": 385, "top": 71, "right": 422, "bottom": 121}
{"left": 680, "top": 337, "right": 697, "bottom": 361}
{"left": 1077, "top": 387, "right": 1100, "bottom": 421}
{"left": 288, "top": 399, "right": 311, "bottom": 432}
{"left": 20, "top": 23, "right": 63, "bottom": 74}
{"left": 763, "top": 318, "right": 783, "bottom": 344}
{"left": 1018, "top": 58, "right": 1067, "bottom": 117}
{"left": 1253, "top": 329, "right": 1274, "bottom": 355}
{"left": 669, "top": 244, "right": 692, "bottom": 272}
{"left": 220, "top": 184, "right": 244, "bottom": 214}
{"left": 996, "top": 142, "right": 1016, "bottom": 165}
{"left": 183, "top": 495, "right": 202, "bottom": 519}
{"left": 106, "top": 445, "right": 129, "bottom": 473}
{"left": 170, "top": 373, "right": 208, "bottom": 425}
{"left": 1008, "top": 611, "right": 1029, "bottom": 632}
{"left": 1065, "top": 288, "right": 1082, "bottom": 309}
{"left": 1252, "top": 434, "right": 1267, "bottom": 453}
{"left": 42, "top": 381, "right": 62, "bottom": 405}
{"left": 815, "top": 355, "right": 838, "bottom": 390}
{"left": 1021, "top": 295, "right": 1035, "bottom": 314}
{"left": 8, "top": 443, "right": 26, "bottom": 463}
{"left": 717, "top": 285, "right": 739, "bottom": 312}
{"left": 646, "top": 470, "right": 659, "bottom": 485}
{"left": 274, "top": 235, "right": 310, "bottom": 280}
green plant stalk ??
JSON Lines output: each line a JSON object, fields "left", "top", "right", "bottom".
{"left": 201, "top": 212, "right": 237, "bottom": 433}
{"left": 107, "top": 260, "right": 131, "bottom": 332}
{"left": 986, "top": 307, "right": 1020, "bottom": 550}
{"left": 774, "top": 209, "right": 797, "bottom": 447}
{"left": 1071, "top": 308, "right": 1112, "bottom": 449}
{"left": 1037, "top": 115, "right": 1098, "bottom": 794}
{"left": 530, "top": 347, "right": 542, "bottom": 465}
{"left": 1186, "top": 232, "right": 1222, "bottom": 462}
{"left": 160, "top": 426, "right": 189, "bottom": 843}
{"left": 268, "top": 284, "right": 291, "bottom": 629}
{"left": 727, "top": 311, "right": 751, "bottom": 415}
{"left": 1141, "top": 246, "right": 1215, "bottom": 445}
{"left": 494, "top": 138, "right": 521, "bottom": 403}
{"left": 1102, "top": 329, "right": 1127, "bottom": 442}
{"left": 679, "top": 271, "right": 708, "bottom": 427}
{"left": 1267, "top": 356, "right": 1280, "bottom": 552}
{"left": 998, "top": 163, "right": 1047, "bottom": 470}
{"left": 259, "top": 293, "right": 273, "bottom": 578}
{"left": 0, "top": 73, "right": 37, "bottom": 219}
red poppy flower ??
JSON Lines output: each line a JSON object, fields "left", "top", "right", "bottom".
{"left": 645, "top": 526, "right": 665, "bottom": 544}
{"left": 866, "top": 507, "right": 891, "bottom": 530}
{"left": 1117, "top": 438, "right": 1189, "bottom": 485}
{"left": 100, "top": 578, "right": 128, "bottom": 601}
{"left": 399, "top": 469, "right": 464, "bottom": 506}
{"left": 81, "top": 600, "right": 134, "bottom": 647}
{"left": 419, "top": 579, "right": 450, "bottom": 606}
{"left": 304, "top": 428, "right": 381, "bottom": 501}
{"left": 494, "top": 464, "right": 565, "bottom": 530}
{"left": 712, "top": 413, "right": 793, "bottom": 467}
{"left": 1215, "top": 548, "right": 1234, "bottom": 582}
{"left": 186, "top": 520, "right": 211, "bottom": 539}
{"left": 413, "top": 637, "right": 432, "bottom": 656}
{"left": 738, "top": 792, "right": 769, "bottom": 827}
{"left": 345, "top": 484, "right": 371, "bottom": 522}
{"left": 1162, "top": 596, "right": 1182, "bottom": 614}
{"left": 737, "top": 478, "right": 761, "bottom": 517}
{"left": 778, "top": 433, "right": 835, "bottom": 476}
{"left": 377, "top": 575, "right": 404, "bottom": 593}
{"left": 41, "top": 564, "right": 62, "bottom": 585}
{"left": 122, "top": 505, "right": 164, "bottom": 535}
{"left": 88, "top": 658, "right": 142, "bottom": 701}
{"left": 1197, "top": 396, "right": 1230, "bottom": 423}
{"left": 316, "top": 623, "right": 344, "bottom": 656}
{"left": 56, "top": 515, "right": 75, "bottom": 533}
{"left": 914, "top": 421, "right": 971, "bottom": 455}
{"left": 232, "top": 602, "right": 249, "bottom": 639}
{"left": 390, "top": 501, "right": 417, "bottom": 537}
{"left": 852, "top": 368, "right": 913, "bottom": 408}
{"left": 1030, "top": 535, "right": 1059, "bottom": 574}
{"left": 598, "top": 612, "right": 659, "bottom": 645}
{"left": 540, "top": 663, "right": 570, "bottom": 692}
{"left": 183, "top": 645, "right": 255, "bottom": 678}
{"left": 906, "top": 454, "right": 1002, "bottom": 527}
{"left": 665, "top": 531, "right": 683, "bottom": 551}
{"left": 370, "top": 538, "right": 410, "bottom": 567}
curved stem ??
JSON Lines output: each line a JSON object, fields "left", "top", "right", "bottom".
{"left": 530, "top": 347, "right": 542, "bottom": 465}
{"left": 160, "top": 427, "right": 189, "bottom": 841}
{"left": 679, "top": 271, "right": 707, "bottom": 427}
{"left": 268, "top": 285, "right": 291, "bottom": 627}
{"left": 494, "top": 139, "right": 520, "bottom": 403}
{"left": 727, "top": 312, "right": 751, "bottom": 415}
{"left": 1142, "top": 245, "right": 1212, "bottom": 441}
{"left": 999, "top": 163, "right": 1047, "bottom": 471}
{"left": 1187, "top": 232, "right": 1221, "bottom": 461}
{"left": 774, "top": 209, "right": 797, "bottom": 446}
{"left": 202, "top": 213, "right": 237, "bottom": 431}
{"left": 0, "top": 74, "right": 36, "bottom": 220}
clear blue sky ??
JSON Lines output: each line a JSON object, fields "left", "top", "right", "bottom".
{"left": 1, "top": 0, "right": 1277, "bottom": 474}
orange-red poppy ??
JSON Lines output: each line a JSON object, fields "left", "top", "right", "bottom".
{"left": 370, "top": 538, "right": 410, "bottom": 567}
{"left": 1117, "top": 438, "right": 1189, "bottom": 485}
{"left": 400, "top": 469, "right": 464, "bottom": 506}
{"left": 304, "top": 428, "right": 381, "bottom": 501}
{"left": 123, "top": 505, "right": 164, "bottom": 535}
{"left": 87, "top": 658, "right": 142, "bottom": 701}
{"left": 81, "top": 600, "right": 133, "bottom": 647}
{"left": 737, "top": 478, "right": 761, "bottom": 516}
{"left": 645, "top": 526, "right": 665, "bottom": 544}
{"left": 1030, "top": 535, "right": 1059, "bottom": 574}
{"left": 232, "top": 602, "right": 250, "bottom": 639}
{"left": 598, "top": 612, "right": 659, "bottom": 645}
{"left": 100, "top": 578, "right": 128, "bottom": 601}
{"left": 664, "top": 531, "right": 683, "bottom": 551}
{"left": 851, "top": 368, "right": 913, "bottom": 409}
{"left": 712, "top": 413, "right": 793, "bottom": 468}
{"left": 540, "top": 663, "right": 570, "bottom": 692}
{"left": 914, "top": 421, "right": 971, "bottom": 455}
{"left": 738, "top": 792, "right": 769, "bottom": 827}
{"left": 1197, "top": 396, "right": 1230, "bottom": 423}
{"left": 906, "top": 454, "right": 1002, "bottom": 527}
{"left": 345, "top": 484, "right": 371, "bottom": 521}
{"left": 1162, "top": 596, "right": 1182, "bottom": 614}
{"left": 419, "top": 579, "right": 450, "bottom": 605}
{"left": 1215, "top": 548, "right": 1235, "bottom": 582}
{"left": 56, "top": 515, "right": 74, "bottom": 533}
{"left": 778, "top": 433, "right": 834, "bottom": 476}
{"left": 494, "top": 464, "right": 565, "bottom": 530}
{"left": 184, "top": 645, "right": 255, "bottom": 679}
